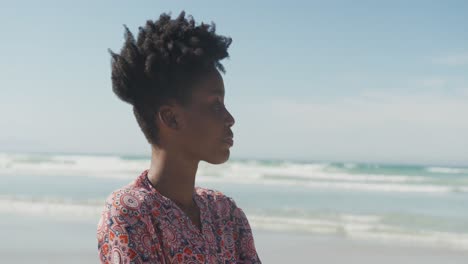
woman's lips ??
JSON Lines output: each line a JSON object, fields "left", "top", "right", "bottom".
{"left": 222, "top": 138, "right": 234, "bottom": 146}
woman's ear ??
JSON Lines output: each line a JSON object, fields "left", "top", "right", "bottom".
{"left": 158, "top": 106, "right": 179, "bottom": 129}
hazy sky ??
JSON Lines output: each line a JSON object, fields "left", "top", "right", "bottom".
{"left": 1, "top": 0, "right": 467, "bottom": 166}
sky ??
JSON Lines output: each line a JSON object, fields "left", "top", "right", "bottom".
{"left": 1, "top": 0, "right": 467, "bottom": 166}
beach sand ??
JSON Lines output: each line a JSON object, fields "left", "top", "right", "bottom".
{"left": 2, "top": 213, "right": 467, "bottom": 264}
{"left": 254, "top": 230, "right": 468, "bottom": 264}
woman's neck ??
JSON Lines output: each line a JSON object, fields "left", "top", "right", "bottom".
{"left": 147, "top": 145, "right": 199, "bottom": 210}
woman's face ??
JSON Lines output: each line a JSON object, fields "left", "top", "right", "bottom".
{"left": 179, "top": 69, "right": 235, "bottom": 164}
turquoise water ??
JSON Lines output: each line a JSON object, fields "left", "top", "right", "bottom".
{"left": 1, "top": 152, "right": 467, "bottom": 251}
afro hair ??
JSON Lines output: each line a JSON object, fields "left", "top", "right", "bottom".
{"left": 109, "top": 11, "right": 232, "bottom": 145}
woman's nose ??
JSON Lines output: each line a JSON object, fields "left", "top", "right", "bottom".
{"left": 225, "top": 110, "right": 235, "bottom": 127}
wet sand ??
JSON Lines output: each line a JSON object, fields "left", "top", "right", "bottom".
{"left": 2, "top": 214, "right": 467, "bottom": 264}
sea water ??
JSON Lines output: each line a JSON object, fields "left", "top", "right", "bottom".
{"left": 1, "top": 152, "right": 467, "bottom": 252}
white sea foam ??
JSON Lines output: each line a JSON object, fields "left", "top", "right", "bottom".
{"left": 198, "top": 160, "right": 428, "bottom": 183}
{"left": 248, "top": 215, "right": 468, "bottom": 251}
{"left": 0, "top": 196, "right": 103, "bottom": 221}
{"left": 197, "top": 174, "right": 464, "bottom": 194}
{"left": 0, "top": 153, "right": 426, "bottom": 184}
{"left": 0, "top": 153, "right": 147, "bottom": 179}
{"left": 196, "top": 161, "right": 468, "bottom": 194}
{"left": 1, "top": 152, "right": 466, "bottom": 194}
{"left": 426, "top": 166, "right": 468, "bottom": 174}
{"left": 2, "top": 196, "right": 467, "bottom": 251}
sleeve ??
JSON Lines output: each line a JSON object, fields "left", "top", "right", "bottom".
{"left": 229, "top": 198, "right": 262, "bottom": 264}
{"left": 97, "top": 191, "right": 164, "bottom": 264}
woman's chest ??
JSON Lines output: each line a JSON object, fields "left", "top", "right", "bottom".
{"left": 151, "top": 212, "right": 239, "bottom": 264}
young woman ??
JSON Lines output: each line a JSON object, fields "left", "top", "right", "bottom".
{"left": 97, "top": 11, "right": 261, "bottom": 264}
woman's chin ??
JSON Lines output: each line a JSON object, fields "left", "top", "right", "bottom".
{"left": 204, "top": 149, "right": 230, "bottom": 164}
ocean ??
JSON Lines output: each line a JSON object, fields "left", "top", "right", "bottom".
{"left": 1, "top": 152, "right": 468, "bottom": 256}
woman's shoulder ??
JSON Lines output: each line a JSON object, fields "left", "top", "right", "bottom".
{"left": 195, "top": 186, "right": 235, "bottom": 205}
{"left": 195, "top": 186, "right": 246, "bottom": 218}
{"left": 102, "top": 183, "right": 154, "bottom": 222}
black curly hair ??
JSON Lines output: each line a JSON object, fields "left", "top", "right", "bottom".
{"left": 109, "top": 11, "right": 232, "bottom": 145}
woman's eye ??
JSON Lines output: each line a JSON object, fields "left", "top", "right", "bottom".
{"left": 213, "top": 101, "right": 224, "bottom": 111}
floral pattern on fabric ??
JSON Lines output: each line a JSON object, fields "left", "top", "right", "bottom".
{"left": 97, "top": 169, "right": 261, "bottom": 264}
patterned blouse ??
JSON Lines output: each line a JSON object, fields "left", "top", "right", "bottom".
{"left": 97, "top": 169, "right": 261, "bottom": 263}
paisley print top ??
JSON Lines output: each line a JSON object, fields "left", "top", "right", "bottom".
{"left": 97, "top": 169, "right": 261, "bottom": 263}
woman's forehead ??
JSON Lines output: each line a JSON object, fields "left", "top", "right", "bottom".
{"left": 192, "top": 71, "right": 225, "bottom": 98}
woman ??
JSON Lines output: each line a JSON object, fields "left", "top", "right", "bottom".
{"left": 97, "top": 11, "right": 261, "bottom": 264}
